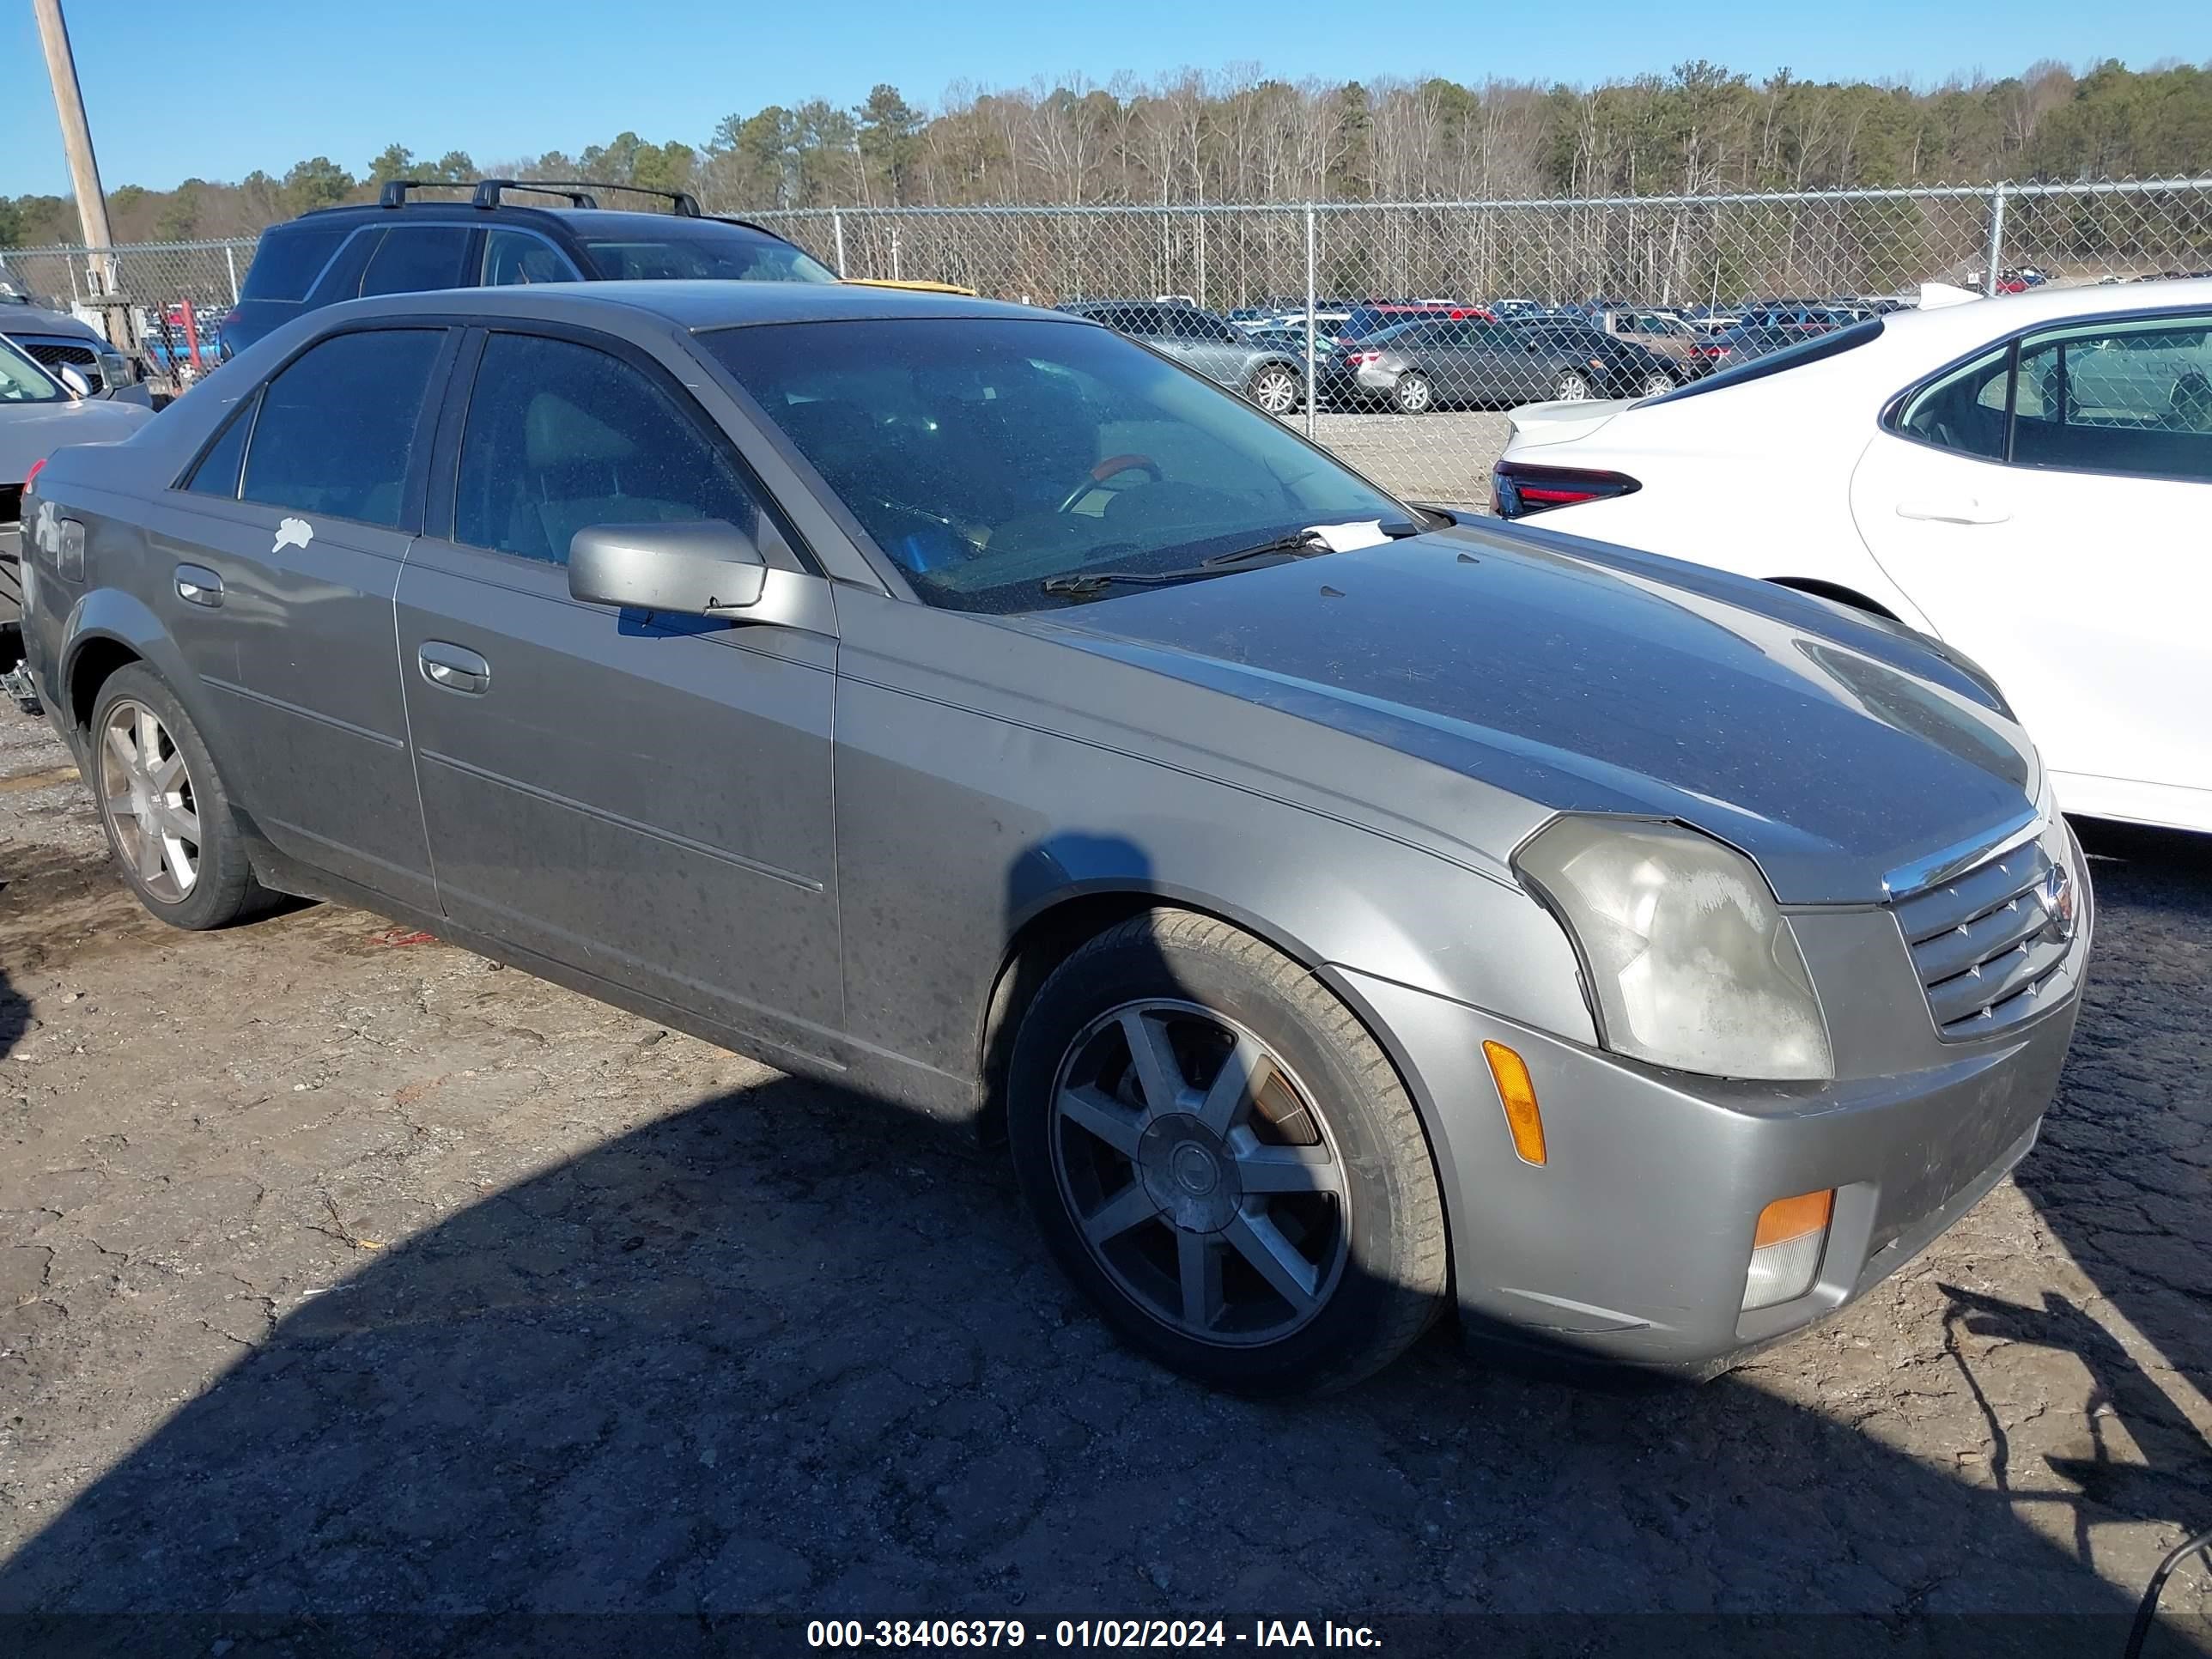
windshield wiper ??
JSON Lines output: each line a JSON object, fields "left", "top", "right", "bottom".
{"left": 1041, "top": 520, "right": 1420, "bottom": 599}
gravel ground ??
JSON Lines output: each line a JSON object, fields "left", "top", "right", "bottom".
{"left": 0, "top": 698, "right": 2208, "bottom": 1657}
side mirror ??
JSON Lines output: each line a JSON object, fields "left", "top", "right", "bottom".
{"left": 55, "top": 364, "right": 93, "bottom": 398}
{"left": 568, "top": 520, "right": 769, "bottom": 616}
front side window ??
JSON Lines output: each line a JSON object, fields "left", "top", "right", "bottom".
{"left": 1895, "top": 343, "right": 2011, "bottom": 460}
{"left": 2011, "top": 314, "right": 2212, "bottom": 481}
{"left": 702, "top": 317, "right": 1407, "bottom": 615}
{"left": 0, "top": 337, "right": 66, "bottom": 404}
{"left": 453, "top": 332, "right": 770, "bottom": 566}
{"left": 360, "top": 228, "right": 474, "bottom": 298}
{"left": 240, "top": 328, "right": 444, "bottom": 528}
{"left": 576, "top": 225, "right": 835, "bottom": 284}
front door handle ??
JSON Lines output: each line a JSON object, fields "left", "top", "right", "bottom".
{"left": 1896, "top": 497, "right": 2011, "bottom": 526}
{"left": 175, "top": 564, "right": 223, "bottom": 607}
{"left": 418, "top": 641, "right": 491, "bottom": 695}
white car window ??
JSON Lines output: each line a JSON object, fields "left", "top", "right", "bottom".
{"left": 2013, "top": 313, "right": 2212, "bottom": 481}
{"left": 1896, "top": 345, "right": 2011, "bottom": 461}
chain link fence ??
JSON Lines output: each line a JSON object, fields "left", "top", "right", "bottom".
{"left": 5, "top": 180, "right": 2208, "bottom": 499}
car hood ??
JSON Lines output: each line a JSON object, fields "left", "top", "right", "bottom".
{"left": 0, "top": 396, "right": 152, "bottom": 487}
{"left": 1019, "top": 525, "right": 2039, "bottom": 905}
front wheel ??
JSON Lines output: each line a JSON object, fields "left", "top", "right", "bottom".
{"left": 1246, "top": 363, "right": 1301, "bottom": 416}
{"left": 1007, "top": 909, "right": 1448, "bottom": 1395}
{"left": 91, "top": 664, "right": 268, "bottom": 930}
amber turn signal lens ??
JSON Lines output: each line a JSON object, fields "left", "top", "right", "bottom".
{"left": 1482, "top": 1041, "right": 1547, "bottom": 1166}
{"left": 1753, "top": 1188, "right": 1835, "bottom": 1249}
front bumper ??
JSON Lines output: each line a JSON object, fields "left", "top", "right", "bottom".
{"left": 1333, "top": 957, "right": 2081, "bottom": 1372}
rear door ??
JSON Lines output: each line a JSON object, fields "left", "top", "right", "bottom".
{"left": 151, "top": 323, "right": 456, "bottom": 907}
{"left": 1850, "top": 309, "right": 2212, "bottom": 825}
{"left": 393, "top": 323, "right": 843, "bottom": 1048}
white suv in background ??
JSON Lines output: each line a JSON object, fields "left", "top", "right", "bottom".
{"left": 1494, "top": 278, "right": 2212, "bottom": 836}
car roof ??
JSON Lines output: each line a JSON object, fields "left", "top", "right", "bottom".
{"left": 1869, "top": 274, "right": 2212, "bottom": 354}
{"left": 313, "top": 279, "right": 1068, "bottom": 332}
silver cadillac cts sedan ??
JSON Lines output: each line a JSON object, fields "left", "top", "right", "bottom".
{"left": 15, "top": 283, "right": 2089, "bottom": 1394}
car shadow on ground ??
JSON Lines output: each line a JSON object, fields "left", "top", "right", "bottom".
{"left": 1, "top": 830, "right": 2209, "bottom": 1657}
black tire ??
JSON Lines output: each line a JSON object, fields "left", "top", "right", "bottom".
{"left": 89, "top": 664, "right": 269, "bottom": 930}
{"left": 1391, "top": 371, "right": 1434, "bottom": 415}
{"left": 1638, "top": 369, "right": 1678, "bottom": 398}
{"left": 1553, "top": 369, "right": 1592, "bottom": 401}
{"left": 1007, "top": 908, "right": 1449, "bottom": 1395}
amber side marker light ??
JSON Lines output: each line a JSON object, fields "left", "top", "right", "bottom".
{"left": 1481, "top": 1041, "right": 1547, "bottom": 1166}
{"left": 1743, "top": 1188, "right": 1836, "bottom": 1311}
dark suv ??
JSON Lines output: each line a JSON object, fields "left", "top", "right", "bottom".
{"left": 219, "top": 179, "right": 836, "bottom": 359}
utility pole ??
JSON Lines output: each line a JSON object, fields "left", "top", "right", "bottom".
{"left": 31, "top": 0, "right": 125, "bottom": 346}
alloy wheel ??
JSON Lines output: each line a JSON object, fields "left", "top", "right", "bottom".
{"left": 100, "top": 698, "right": 200, "bottom": 902}
{"left": 1048, "top": 999, "right": 1350, "bottom": 1346}
{"left": 1640, "top": 370, "right": 1676, "bottom": 397}
{"left": 1250, "top": 367, "right": 1299, "bottom": 416}
{"left": 1554, "top": 371, "right": 1592, "bottom": 401}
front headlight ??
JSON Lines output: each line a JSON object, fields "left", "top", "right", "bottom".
{"left": 1515, "top": 817, "right": 1833, "bottom": 1081}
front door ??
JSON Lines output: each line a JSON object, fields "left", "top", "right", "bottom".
{"left": 156, "top": 324, "right": 454, "bottom": 908}
{"left": 394, "top": 325, "right": 843, "bottom": 1051}
{"left": 1851, "top": 309, "right": 2212, "bottom": 828}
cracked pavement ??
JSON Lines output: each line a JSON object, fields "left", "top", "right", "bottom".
{"left": 0, "top": 703, "right": 2207, "bottom": 1656}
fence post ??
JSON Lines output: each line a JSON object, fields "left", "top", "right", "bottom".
{"left": 225, "top": 246, "right": 239, "bottom": 304}
{"left": 832, "top": 210, "right": 848, "bottom": 278}
{"left": 1982, "top": 184, "right": 2008, "bottom": 297}
{"left": 1303, "top": 204, "right": 1317, "bottom": 440}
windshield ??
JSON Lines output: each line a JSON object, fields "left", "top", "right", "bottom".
{"left": 0, "top": 336, "right": 67, "bottom": 404}
{"left": 1638, "top": 316, "right": 1886, "bottom": 407}
{"left": 579, "top": 225, "right": 836, "bottom": 284}
{"left": 702, "top": 317, "right": 1407, "bottom": 614}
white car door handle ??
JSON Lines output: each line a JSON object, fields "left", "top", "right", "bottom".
{"left": 1896, "top": 497, "right": 2011, "bottom": 526}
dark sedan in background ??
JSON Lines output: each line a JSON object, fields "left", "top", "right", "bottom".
{"left": 1057, "top": 301, "right": 1308, "bottom": 415}
{"left": 20, "top": 282, "right": 2083, "bottom": 1395}
{"left": 1322, "top": 315, "right": 1683, "bottom": 411}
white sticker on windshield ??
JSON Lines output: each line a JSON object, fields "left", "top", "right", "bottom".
{"left": 273, "top": 517, "right": 313, "bottom": 554}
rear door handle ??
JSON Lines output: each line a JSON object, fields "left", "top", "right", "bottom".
{"left": 175, "top": 564, "right": 223, "bottom": 607}
{"left": 1896, "top": 497, "right": 2011, "bottom": 525}
{"left": 418, "top": 641, "right": 491, "bottom": 695}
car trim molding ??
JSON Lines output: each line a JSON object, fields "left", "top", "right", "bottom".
{"left": 415, "top": 746, "right": 826, "bottom": 893}
{"left": 204, "top": 675, "right": 406, "bottom": 750}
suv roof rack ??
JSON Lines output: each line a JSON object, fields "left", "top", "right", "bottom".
{"left": 374, "top": 178, "right": 704, "bottom": 216}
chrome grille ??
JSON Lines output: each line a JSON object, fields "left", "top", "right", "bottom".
{"left": 1892, "top": 829, "right": 2075, "bottom": 1040}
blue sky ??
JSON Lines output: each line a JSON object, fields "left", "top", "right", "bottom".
{"left": 4, "top": 0, "right": 2206, "bottom": 196}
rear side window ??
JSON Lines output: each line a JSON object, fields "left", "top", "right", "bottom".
{"left": 453, "top": 332, "right": 770, "bottom": 566}
{"left": 2011, "top": 314, "right": 2212, "bottom": 481}
{"left": 239, "top": 226, "right": 347, "bottom": 302}
{"left": 183, "top": 403, "right": 254, "bottom": 497}
{"left": 360, "top": 228, "right": 474, "bottom": 298}
{"left": 240, "top": 329, "right": 445, "bottom": 528}
{"left": 1895, "top": 344, "right": 2011, "bottom": 461}
{"left": 1640, "top": 317, "right": 1885, "bottom": 407}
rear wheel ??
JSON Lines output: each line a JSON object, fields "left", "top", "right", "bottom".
{"left": 1007, "top": 909, "right": 1449, "bottom": 1395}
{"left": 1392, "top": 372, "right": 1434, "bottom": 415}
{"left": 1553, "top": 370, "right": 1592, "bottom": 401}
{"left": 1638, "top": 369, "right": 1677, "bottom": 398}
{"left": 90, "top": 665, "right": 267, "bottom": 930}
{"left": 1247, "top": 363, "right": 1301, "bottom": 416}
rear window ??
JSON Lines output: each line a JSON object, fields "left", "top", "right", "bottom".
{"left": 1639, "top": 317, "right": 1886, "bottom": 407}
{"left": 239, "top": 225, "right": 348, "bottom": 302}
{"left": 577, "top": 225, "right": 836, "bottom": 284}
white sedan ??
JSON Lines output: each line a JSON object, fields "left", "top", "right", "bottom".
{"left": 1494, "top": 277, "right": 2212, "bottom": 836}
